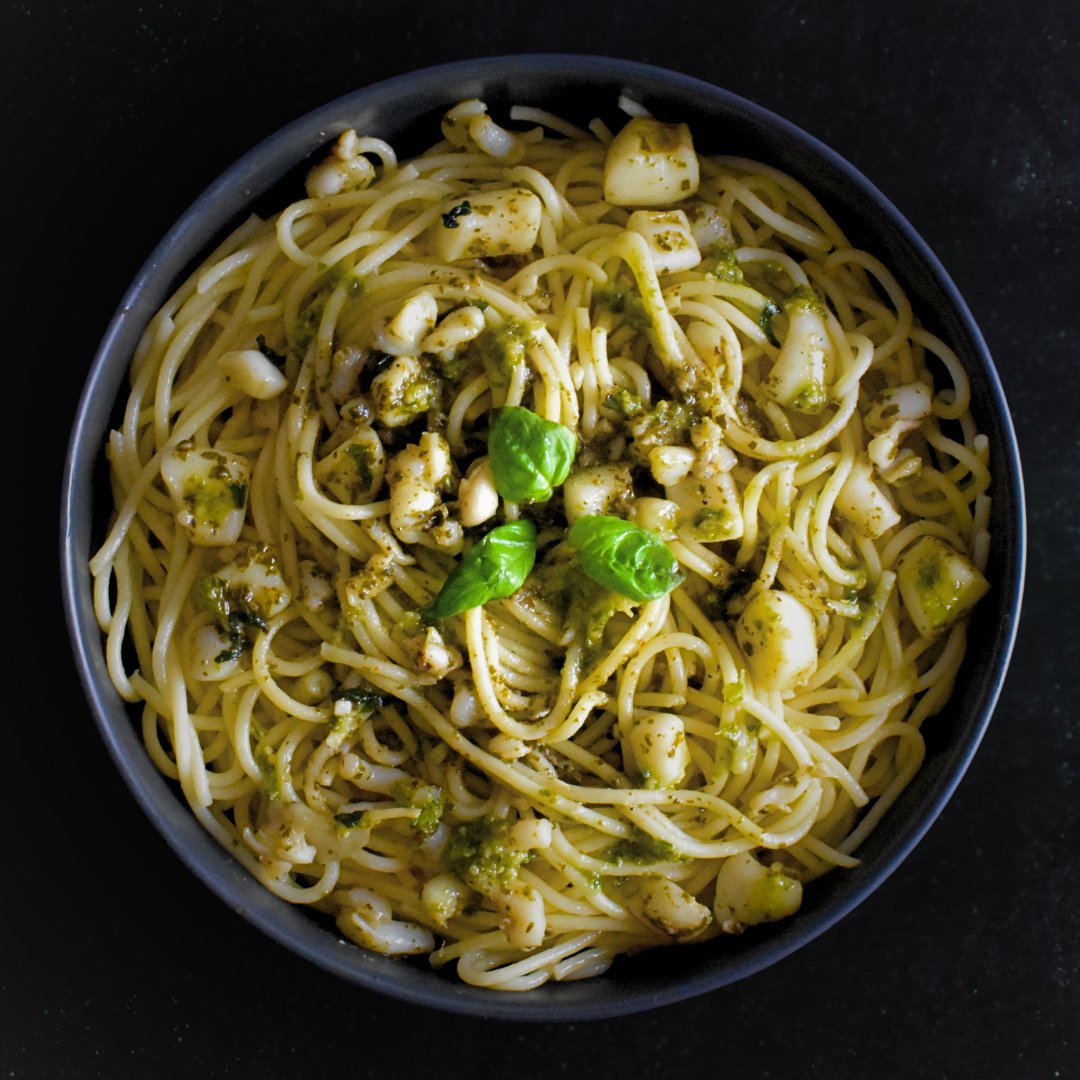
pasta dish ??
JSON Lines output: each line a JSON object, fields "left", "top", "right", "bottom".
{"left": 90, "top": 98, "right": 991, "bottom": 989}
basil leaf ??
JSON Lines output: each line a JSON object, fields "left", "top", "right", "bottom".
{"left": 488, "top": 406, "right": 577, "bottom": 503}
{"left": 423, "top": 520, "right": 537, "bottom": 621}
{"left": 566, "top": 515, "right": 683, "bottom": 602}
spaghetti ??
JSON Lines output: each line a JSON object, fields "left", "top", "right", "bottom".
{"left": 91, "top": 99, "right": 991, "bottom": 989}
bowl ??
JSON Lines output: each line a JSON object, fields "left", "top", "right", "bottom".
{"left": 61, "top": 54, "right": 1025, "bottom": 1020}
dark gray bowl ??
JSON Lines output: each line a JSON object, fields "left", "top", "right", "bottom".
{"left": 60, "top": 55, "right": 1025, "bottom": 1020}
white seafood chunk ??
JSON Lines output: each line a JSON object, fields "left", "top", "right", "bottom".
{"left": 562, "top": 464, "right": 635, "bottom": 523}
{"left": 314, "top": 428, "right": 385, "bottom": 504}
{"left": 305, "top": 130, "right": 376, "bottom": 199}
{"left": 214, "top": 543, "right": 292, "bottom": 621}
{"left": 633, "top": 497, "right": 679, "bottom": 539}
{"left": 220, "top": 349, "right": 288, "bottom": 400}
{"left": 682, "top": 199, "right": 733, "bottom": 251}
{"left": 418, "top": 305, "right": 486, "bottom": 356}
{"left": 335, "top": 888, "right": 434, "bottom": 956}
{"left": 456, "top": 457, "right": 499, "bottom": 527}
{"left": 441, "top": 99, "right": 526, "bottom": 164}
{"left": 767, "top": 292, "right": 832, "bottom": 413}
{"left": 736, "top": 589, "right": 817, "bottom": 691}
{"left": 431, "top": 189, "right": 543, "bottom": 262}
{"left": 866, "top": 382, "right": 932, "bottom": 470}
{"left": 834, "top": 457, "right": 901, "bottom": 539}
{"left": 667, "top": 471, "right": 743, "bottom": 542}
{"left": 713, "top": 852, "right": 803, "bottom": 932}
{"left": 603, "top": 117, "right": 700, "bottom": 206}
{"left": 629, "top": 878, "right": 713, "bottom": 942}
{"left": 375, "top": 292, "right": 439, "bottom": 356}
{"left": 648, "top": 445, "right": 696, "bottom": 486}
{"left": 397, "top": 622, "right": 463, "bottom": 681}
{"left": 626, "top": 711, "right": 691, "bottom": 788}
{"left": 369, "top": 355, "right": 440, "bottom": 427}
{"left": 896, "top": 535, "right": 989, "bottom": 639}
{"left": 627, "top": 209, "right": 701, "bottom": 274}
{"left": 386, "top": 432, "right": 462, "bottom": 553}
{"left": 160, "top": 444, "right": 249, "bottom": 547}
{"left": 189, "top": 623, "right": 241, "bottom": 682}
{"left": 421, "top": 874, "right": 469, "bottom": 927}
{"left": 493, "top": 880, "right": 546, "bottom": 948}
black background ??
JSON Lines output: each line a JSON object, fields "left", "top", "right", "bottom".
{"left": 8, "top": 0, "right": 1079, "bottom": 1076}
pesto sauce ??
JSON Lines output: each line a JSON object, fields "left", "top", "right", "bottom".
{"left": 606, "top": 827, "right": 689, "bottom": 866}
{"left": 594, "top": 283, "right": 652, "bottom": 332}
{"left": 704, "top": 246, "right": 745, "bottom": 284}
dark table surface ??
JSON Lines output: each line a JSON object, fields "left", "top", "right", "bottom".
{"left": 10, "top": 0, "right": 1078, "bottom": 1076}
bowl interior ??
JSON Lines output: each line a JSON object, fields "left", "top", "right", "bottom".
{"left": 61, "top": 54, "right": 1025, "bottom": 1020}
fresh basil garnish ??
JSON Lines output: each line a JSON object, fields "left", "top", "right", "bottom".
{"left": 422, "top": 520, "right": 537, "bottom": 621}
{"left": 488, "top": 406, "right": 577, "bottom": 503}
{"left": 566, "top": 515, "right": 684, "bottom": 602}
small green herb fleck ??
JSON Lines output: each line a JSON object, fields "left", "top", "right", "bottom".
{"left": 760, "top": 299, "right": 782, "bottom": 347}
{"left": 441, "top": 200, "right": 473, "bottom": 228}
{"left": 256, "top": 335, "right": 287, "bottom": 368}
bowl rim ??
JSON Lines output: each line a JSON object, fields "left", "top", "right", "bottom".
{"left": 60, "top": 53, "right": 1026, "bottom": 1021}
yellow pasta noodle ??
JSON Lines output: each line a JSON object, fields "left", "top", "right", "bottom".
{"left": 90, "top": 99, "right": 990, "bottom": 989}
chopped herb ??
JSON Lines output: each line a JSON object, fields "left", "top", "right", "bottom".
{"left": 256, "top": 335, "right": 287, "bottom": 368}
{"left": 334, "top": 810, "right": 369, "bottom": 829}
{"left": 441, "top": 200, "right": 473, "bottom": 228}
{"left": 329, "top": 686, "right": 387, "bottom": 713}
{"left": 760, "top": 299, "right": 782, "bottom": 347}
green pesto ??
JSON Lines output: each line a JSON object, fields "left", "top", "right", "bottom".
{"left": 722, "top": 676, "right": 744, "bottom": 705}
{"left": 292, "top": 275, "right": 340, "bottom": 358}
{"left": 602, "top": 388, "right": 646, "bottom": 418}
{"left": 632, "top": 398, "right": 697, "bottom": 446}
{"left": 606, "top": 827, "right": 690, "bottom": 866}
{"left": 715, "top": 720, "right": 755, "bottom": 776}
{"left": 783, "top": 284, "right": 826, "bottom": 317}
{"left": 325, "top": 709, "right": 361, "bottom": 754}
{"left": 391, "top": 778, "right": 445, "bottom": 835}
{"left": 256, "top": 750, "right": 283, "bottom": 801}
{"left": 195, "top": 576, "right": 269, "bottom": 659}
{"left": 535, "top": 557, "right": 634, "bottom": 670}
{"left": 594, "top": 283, "right": 652, "bottom": 332}
{"left": 344, "top": 443, "right": 375, "bottom": 490}
{"left": 914, "top": 553, "right": 972, "bottom": 630}
{"left": 690, "top": 507, "right": 737, "bottom": 542}
{"left": 445, "top": 815, "right": 532, "bottom": 890}
{"left": 747, "top": 870, "right": 802, "bottom": 921}
{"left": 704, "top": 246, "right": 745, "bottom": 284}
{"left": 183, "top": 475, "right": 245, "bottom": 531}
{"left": 463, "top": 319, "right": 536, "bottom": 395}
{"left": 790, "top": 380, "right": 828, "bottom": 412}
